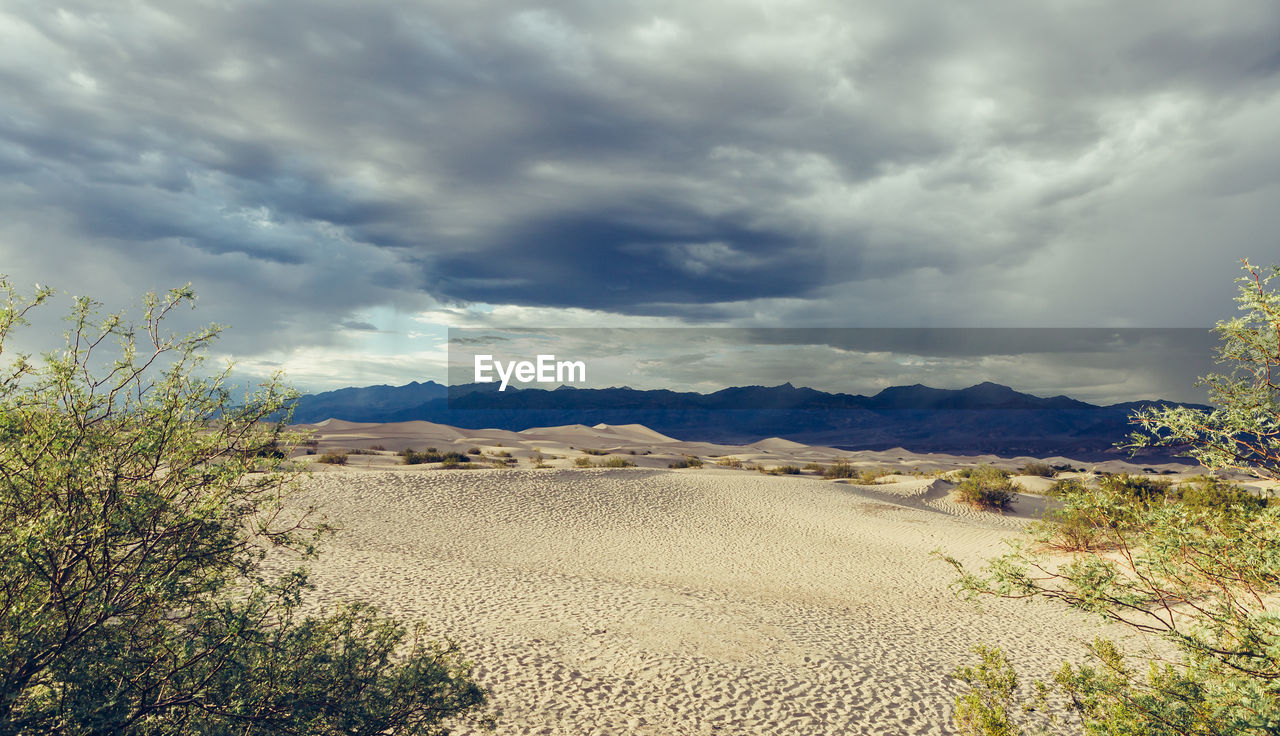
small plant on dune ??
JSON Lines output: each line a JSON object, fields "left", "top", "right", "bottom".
{"left": 490, "top": 450, "right": 512, "bottom": 458}
{"left": 1019, "top": 461, "right": 1055, "bottom": 477}
{"left": 802, "top": 462, "right": 826, "bottom": 473}
{"left": 668, "top": 455, "right": 703, "bottom": 469}
{"left": 715, "top": 457, "right": 743, "bottom": 469}
{"left": 580, "top": 448, "right": 608, "bottom": 456}
{"left": 317, "top": 452, "right": 349, "bottom": 465}
{"left": 467, "top": 447, "right": 482, "bottom": 455}
{"left": 530, "top": 452, "right": 549, "bottom": 468}
{"left": 599, "top": 456, "right": 636, "bottom": 468}
{"left": 573, "top": 457, "right": 594, "bottom": 468}
{"left": 953, "top": 466, "right": 1018, "bottom": 511}
{"left": 345, "top": 447, "right": 379, "bottom": 455}
{"left": 822, "top": 460, "right": 856, "bottom": 479}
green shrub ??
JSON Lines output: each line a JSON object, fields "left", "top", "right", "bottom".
{"left": 715, "top": 457, "right": 743, "bottom": 468}
{"left": 761, "top": 465, "right": 801, "bottom": 475}
{"left": 599, "top": 456, "right": 636, "bottom": 468}
{"left": 668, "top": 455, "right": 703, "bottom": 469}
{"left": 317, "top": 452, "right": 348, "bottom": 465}
{"left": 1172, "top": 475, "right": 1268, "bottom": 512}
{"left": 954, "top": 466, "right": 1018, "bottom": 511}
{"left": 1097, "top": 473, "right": 1172, "bottom": 503}
{"left": 0, "top": 282, "right": 491, "bottom": 733}
{"left": 1044, "top": 477, "right": 1087, "bottom": 498}
{"left": 823, "top": 461, "right": 857, "bottom": 479}
{"left": 402, "top": 450, "right": 470, "bottom": 465}
{"left": 1019, "top": 461, "right": 1055, "bottom": 477}
{"left": 802, "top": 462, "right": 826, "bottom": 473}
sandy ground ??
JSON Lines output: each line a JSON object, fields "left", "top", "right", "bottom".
{"left": 262, "top": 419, "right": 1240, "bottom": 734}
{"left": 277, "top": 464, "right": 1127, "bottom": 735}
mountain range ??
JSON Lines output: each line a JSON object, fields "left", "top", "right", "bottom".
{"left": 287, "top": 380, "right": 1207, "bottom": 460}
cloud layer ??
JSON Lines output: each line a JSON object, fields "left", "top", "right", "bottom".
{"left": 2, "top": 1, "right": 1278, "bottom": 390}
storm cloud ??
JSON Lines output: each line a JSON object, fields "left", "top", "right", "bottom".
{"left": 1, "top": 1, "right": 1278, "bottom": 390}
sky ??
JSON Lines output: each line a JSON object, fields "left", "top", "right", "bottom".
{"left": 1, "top": 1, "right": 1278, "bottom": 401}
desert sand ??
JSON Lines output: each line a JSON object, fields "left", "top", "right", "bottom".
{"left": 272, "top": 420, "right": 1213, "bottom": 735}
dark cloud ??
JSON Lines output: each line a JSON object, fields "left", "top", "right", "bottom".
{"left": 1, "top": 0, "right": 1278, "bottom": 391}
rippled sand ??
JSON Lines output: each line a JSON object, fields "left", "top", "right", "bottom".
{"left": 284, "top": 468, "right": 1109, "bottom": 735}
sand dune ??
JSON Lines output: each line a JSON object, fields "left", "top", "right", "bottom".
{"left": 273, "top": 420, "right": 1211, "bottom": 733}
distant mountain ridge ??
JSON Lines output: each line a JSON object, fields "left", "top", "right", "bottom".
{"left": 287, "top": 380, "right": 1207, "bottom": 460}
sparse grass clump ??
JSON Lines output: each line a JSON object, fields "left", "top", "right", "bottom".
{"left": 599, "top": 456, "right": 636, "bottom": 468}
{"left": 715, "top": 457, "right": 743, "bottom": 469}
{"left": 317, "top": 452, "right": 348, "bottom": 465}
{"left": 346, "top": 447, "right": 379, "bottom": 455}
{"left": 581, "top": 448, "right": 608, "bottom": 456}
{"left": 668, "top": 455, "right": 703, "bottom": 469}
{"left": 953, "top": 466, "right": 1018, "bottom": 511}
{"left": 573, "top": 457, "right": 594, "bottom": 468}
{"left": 802, "top": 462, "right": 827, "bottom": 473}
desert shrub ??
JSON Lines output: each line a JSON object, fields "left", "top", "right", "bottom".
{"left": 1096, "top": 473, "right": 1172, "bottom": 503}
{"left": 1172, "top": 475, "right": 1268, "bottom": 513}
{"left": 953, "top": 465, "right": 1011, "bottom": 480}
{"left": 1044, "top": 477, "right": 1087, "bottom": 498}
{"left": 305, "top": 448, "right": 317, "bottom": 455}
{"left": 715, "top": 456, "right": 743, "bottom": 468}
{"left": 369, "top": 444, "right": 385, "bottom": 451}
{"left": 668, "top": 455, "right": 703, "bottom": 469}
{"left": 599, "top": 456, "right": 636, "bottom": 468}
{"left": 490, "top": 450, "right": 512, "bottom": 458}
{"left": 467, "top": 447, "right": 482, "bottom": 455}
{"left": 952, "top": 646, "right": 1022, "bottom": 736}
{"left": 0, "top": 283, "right": 490, "bottom": 733}
{"left": 802, "top": 462, "right": 827, "bottom": 473}
{"left": 317, "top": 452, "right": 349, "bottom": 465}
{"left": 823, "top": 461, "right": 857, "bottom": 479}
{"left": 402, "top": 450, "right": 470, "bottom": 465}
{"left": 763, "top": 465, "right": 801, "bottom": 475}
{"left": 530, "top": 453, "right": 549, "bottom": 468}
{"left": 1020, "top": 461, "right": 1055, "bottom": 477}
{"left": 857, "top": 468, "right": 884, "bottom": 484}
{"left": 573, "top": 457, "right": 594, "bottom": 468}
{"left": 346, "top": 447, "right": 379, "bottom": 455}
{"left": 946, "top": 260, "right": 1280, "bottom": 735}
{"left": 953, "top": 466, "right": 1018, "bottom": 511}
{"left": 581, "top": 448, "right": 608, "bottom": 456}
